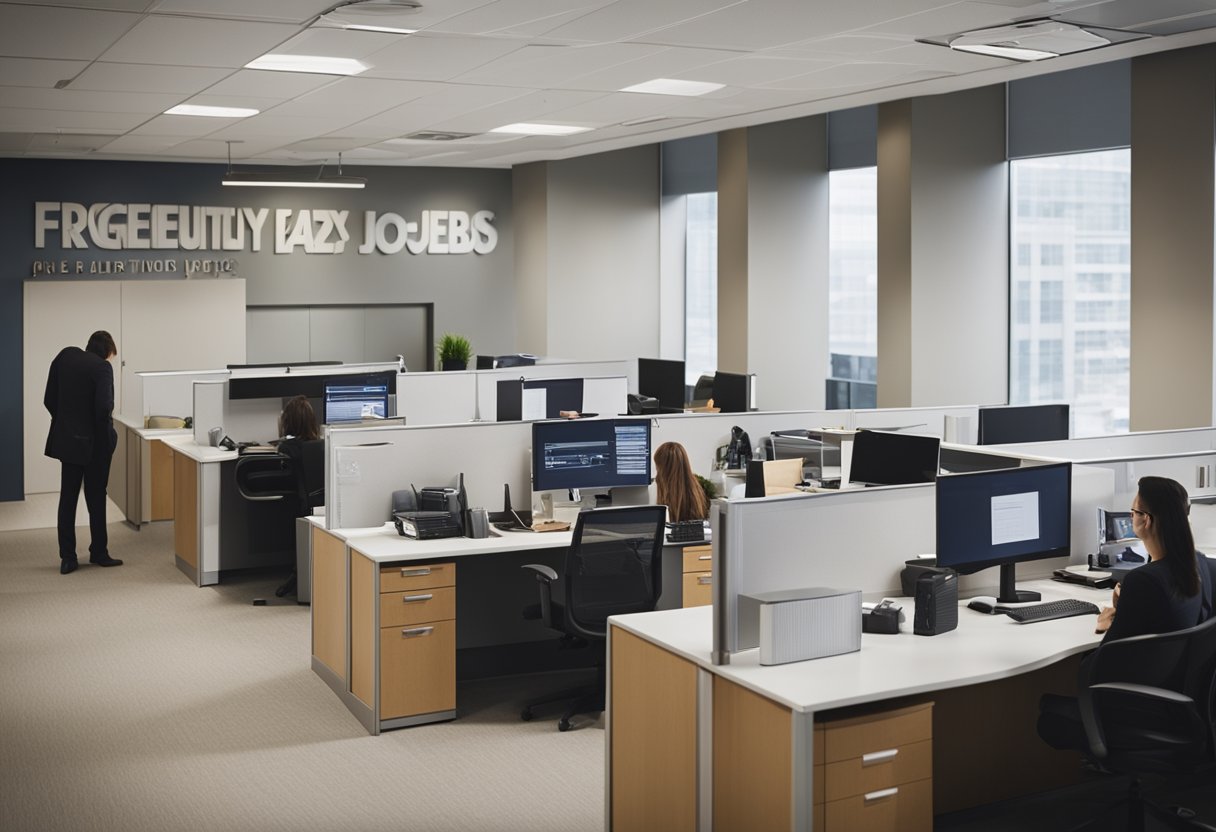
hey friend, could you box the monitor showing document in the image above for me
[531,418,651,492]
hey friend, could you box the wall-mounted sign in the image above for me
[33,202,498,256]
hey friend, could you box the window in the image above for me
[828,167,877,388]
[1010,149,1130,436]
[684,192,718,387]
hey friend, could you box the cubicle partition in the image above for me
[474,359,631,420]
[710,464,1114,664]
[849,405,981,443]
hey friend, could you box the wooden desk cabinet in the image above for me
[378,563,456,721]
[680,544,713,608]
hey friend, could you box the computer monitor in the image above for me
[638,358,686,413]
[531,418,652,492]
[475,355,495,370]
[323,373,392,424]
[495,354,537,368]
[1099,509,1136,544]
[848,430,941,486]
[935,462,1072,603]
[713,371,752,413]
[496,377,584,421]
[977,404,1070,445]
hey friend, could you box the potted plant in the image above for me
[437,333,472,371]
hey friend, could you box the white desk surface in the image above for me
[159,434,237,463]
[610,578,1109,715]
[348,525,574,564]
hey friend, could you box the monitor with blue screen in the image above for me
[323,374,391,424]
[531,419,651,492]
[935,462,1072,603]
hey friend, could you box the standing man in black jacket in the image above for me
[44,330,123,574]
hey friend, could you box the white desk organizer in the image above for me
[739,587,862,665]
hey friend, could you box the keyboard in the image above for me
[1004,598,1100,624]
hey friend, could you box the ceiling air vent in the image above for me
[403,130,477,142]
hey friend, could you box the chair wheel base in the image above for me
[520,708,533,722]
[558,718,572,732]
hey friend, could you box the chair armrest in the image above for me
[1081,681,1198,760]
[522,563,559,628]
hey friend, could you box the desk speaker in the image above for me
[913,569,958,636]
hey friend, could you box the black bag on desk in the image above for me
[913,569,958,636]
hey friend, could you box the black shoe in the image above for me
[60,559,78,574]
[89,555,123,567]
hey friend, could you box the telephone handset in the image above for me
[726,426,753,469]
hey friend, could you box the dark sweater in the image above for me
[1104,550,1215,642]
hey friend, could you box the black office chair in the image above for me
[520,505,666,731]
[234,439,325,598]
[690,373,715,406]
[1069,615,1216,831]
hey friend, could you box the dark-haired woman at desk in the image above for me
[654,441,708,522]
[1038,476,1214,750]
[272,395,321,598]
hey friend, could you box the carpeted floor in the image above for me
[0,521,604,832]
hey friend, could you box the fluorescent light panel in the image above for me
[221,172,365,189]
[165,104,259,118]
[619,78,724,96]
[489,122,591,136]
[245,54,369,76]
[950,43,1057,61]
[343,23,416,33]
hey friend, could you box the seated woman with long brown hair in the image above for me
[654,441,709,522]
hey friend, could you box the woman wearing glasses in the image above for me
[1095,476,1213,640]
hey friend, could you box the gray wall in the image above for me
[878,86,1008,408]
[1130,46,1216,430]
[1,159,511,500]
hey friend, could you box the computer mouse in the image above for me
[967,596,999,614]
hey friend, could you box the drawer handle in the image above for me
[401,626,434,638]
[862,748,899,766]
[400,567,432,577]
[697,575,713,585]
[402,594,434,603]
[698,554,711,561]
[864,787,899,804]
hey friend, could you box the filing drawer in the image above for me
[823,776,932,832]
[681,545,713,573]
[823,701,933,763]
[823,739,931,802]
[682,571,713,608]
[380,619,456,719]
[379,586,456,628]
[380,561,455,593]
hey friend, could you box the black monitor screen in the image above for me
[977,404,1070,445]
[638,358,686,412]
[532,419,651,491]
[849,430,941,486]
[713,371,751,413]
[323,373,392,424]
[936,462,1072,576]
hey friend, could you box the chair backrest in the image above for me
[690,374,715,406]
[563,505,666,640]
[297,439,325,510]
[234,454,296,501]
[1081,613,1216,772]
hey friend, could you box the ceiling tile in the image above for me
[129,113,239,136]
[0,105,147,132]
[0,86,182,114]
[0,58,89,88]
[202,69,337,98]
[764,61,948,92]
[632,0,951,51]
[0,5,141,61]
[176,93,291,111]
[455,42,663,87]
[427,0,613,36]
[269,27,402,60]
[70,62,231,94]
[96,134,188,153]
[206,113,356,139]
[345,84,531,136]
[682,55,837,86]
[363,34,530,82]
[775,34,914,58]
[149,0,333,24]
[541,92,685,126]
[541,0,747,43]
[267,77,445,120]
[430,89,605,131]
[863,2,1038,37]
[559,45,738,91]
[30,0,156,10]
[99,15,301,67]
[879,41,1010,72]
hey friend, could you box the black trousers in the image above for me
[57,443,114,561]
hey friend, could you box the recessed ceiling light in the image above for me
[946,20,1111,62]
[245,54,369,76]
[489,123,592,136]
[949,43,1057,61]
[342,23,416,33]
[165,104,259,118]
[619,78,724,97]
